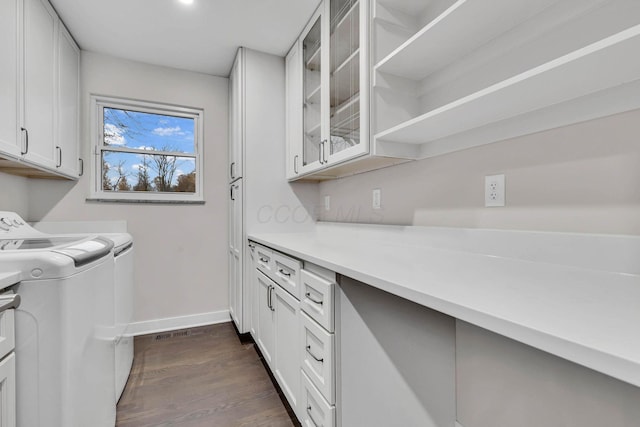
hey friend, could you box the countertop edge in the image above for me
[248,233,640,388]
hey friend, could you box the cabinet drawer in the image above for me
[301,312,334,405]
[272,251,302,300]
[301,269,334,332]
[0,309,15,360]
[255,244,274,278]
[301,370,335,427]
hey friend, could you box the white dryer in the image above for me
[32,221,135,402]
[0,212,116,427]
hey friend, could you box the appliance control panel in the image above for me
[0,212,35,235]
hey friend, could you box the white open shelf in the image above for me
[374,0,562,82]
[375,24,640,151]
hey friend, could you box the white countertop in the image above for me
[249,222,640,388]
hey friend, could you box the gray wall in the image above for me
[319,109,640,235]
[0,172,30,217]
[28,51,230,330]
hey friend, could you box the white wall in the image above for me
[0,172,30,217]
[28,51,230,330]
[319,109,640,235]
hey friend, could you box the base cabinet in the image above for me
[256,270,276,367]
[273,285,301,416]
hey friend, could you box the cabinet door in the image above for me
[248,244,259,339]
[326,0,369,165]
[300,6,327,175]
[274,285,301,415]
[257,271,275,367]
[56,23,80,177]
[0,353,16,427]
[228,180,243,330]
[228,49,243,182]
[23,0,57,168]
[285,41,303,179]
[0,0,22,158]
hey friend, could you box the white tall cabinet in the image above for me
[227,48,316,334]
[0,0,81,179]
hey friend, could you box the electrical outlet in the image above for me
[324,195,330,211]
[372,188,381,209]
[485,174,505,207]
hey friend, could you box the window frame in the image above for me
[90,95,205,203]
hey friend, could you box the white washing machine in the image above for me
[0,212,117,427]
[32,221,135,402]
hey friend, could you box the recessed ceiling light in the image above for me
[179,0,194,4]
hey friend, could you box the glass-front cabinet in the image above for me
[302,12,324,171]
[287,0,368,179]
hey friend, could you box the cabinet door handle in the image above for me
[306,345,324,363]
[305,292,323,306]
[278,268,291,277]
[269,286,276,312]
[78,158,84,176]
[306,405,321,427]
[230,162,236,179]
[56,146,62,167]
[230,186,235,200]
[294,155,299,174]
[259,257,268,263]
[20,127,29,155]
[267,285,271,310]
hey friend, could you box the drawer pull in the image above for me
[306,345,324,363]
[305,292,323,306]
[278,268,291,277]
[306,405,321,427]
[259,257,269,263]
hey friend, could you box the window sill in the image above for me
[86,198,205,205]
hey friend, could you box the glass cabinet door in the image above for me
[302,15,324,169]
[329,0,362,160]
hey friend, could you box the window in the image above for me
[91,96,204,202]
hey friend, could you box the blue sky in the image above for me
[103,108,196,189]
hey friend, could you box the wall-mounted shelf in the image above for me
[375,25,640,156]
[374,0,561,81]
[370,0,640,161]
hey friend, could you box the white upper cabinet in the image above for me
[0,0,81,179]
[0,0,22,159]
[288,0,640,180]
[23,0,57,170]
[228,50,243,182]
[56,22,81,177]
[287,0,370,180]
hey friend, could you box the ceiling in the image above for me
[49,0,321,77]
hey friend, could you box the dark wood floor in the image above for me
[116,323,298,427]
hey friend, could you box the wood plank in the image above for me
[116,323,299,427]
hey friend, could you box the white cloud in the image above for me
[137,145,155,151]
[153,126,185,137]
[104,123,126,146]
[131,164,148,172]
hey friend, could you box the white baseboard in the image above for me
[127,310,231,336]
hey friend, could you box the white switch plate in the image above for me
[324,195,330,211]
[372,188,381,209]
[485,174,505,207]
